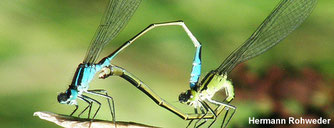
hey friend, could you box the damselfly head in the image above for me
[57,92,70,104]
[178,90,192,103]
[179,89,202,108]
[57,89,77,105]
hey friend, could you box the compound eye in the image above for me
[178,93,187,103]
[178,90,192,103]
[57,92,70,104]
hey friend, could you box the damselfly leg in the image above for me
[86,89,116,123]
[217,106,236,128]
[186,107,207,128]
[195,101,217,128]
[186,106,207,128]
[194,106,209,128]
[67,91,115,123]
[221,107,236,128]
[196,107,208,127]
[77,96,93,118]
[186,109,197,128]
[70,105,79,116]
[80,95,101,119]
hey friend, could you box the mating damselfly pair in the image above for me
[56,0,317,127]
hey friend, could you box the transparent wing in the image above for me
[83,0,142,64]
[216,0,317,75]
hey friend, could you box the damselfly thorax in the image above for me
[180,71,234,108]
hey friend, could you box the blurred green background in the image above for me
[0,0,333,128]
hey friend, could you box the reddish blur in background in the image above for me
[230,63,334,128]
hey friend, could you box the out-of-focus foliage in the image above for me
[0,0,333,128]
[230,64,334,128]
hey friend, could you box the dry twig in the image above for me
[33,111,158,128]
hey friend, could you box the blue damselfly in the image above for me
[57,0,142,123]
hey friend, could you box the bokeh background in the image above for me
[0,0,333,128]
